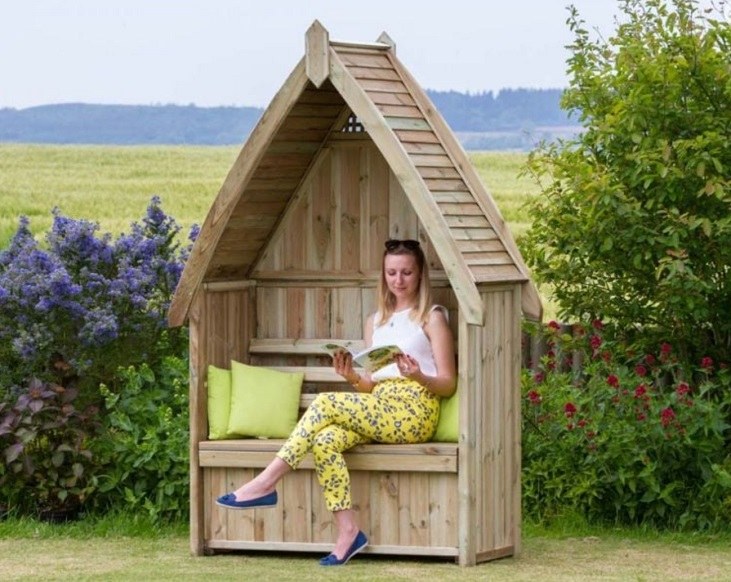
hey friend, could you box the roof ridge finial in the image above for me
[376,31,396,54]
[306,20,330,87]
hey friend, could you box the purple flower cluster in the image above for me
[0,197,196,383]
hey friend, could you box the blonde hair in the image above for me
[376,239,432,327]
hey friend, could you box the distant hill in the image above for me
[0,89,580,150]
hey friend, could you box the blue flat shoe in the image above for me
[215,491,278,509]
[319,530,368,566]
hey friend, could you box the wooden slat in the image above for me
[279,116,338,130]
[385,117,431,131]
[423,178,469,191]
[305,20,329,87]
[200,449,457,472]
[251,167,307,179]
[445,215,491,228]
[457,240,506,253]
[288,103,344,117]
[436,203,484,216]
[348,66,400,81]
[207,539,458,556]
[250,337,366,354]
[403,142,447,155]
[297,89,344,105]
[394,129,440,143]
[368,91,417,106]
[470,265,525,282]
[358,79,410,93]
[464,253,515,266]
[336,51,392,68]
[377,104,423,118]
[411,154,453,167]
[272,129,331,141]
[451,227,499,240]
[432,190,474,203]
[267,141,323,154]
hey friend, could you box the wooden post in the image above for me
[305,20,329,87]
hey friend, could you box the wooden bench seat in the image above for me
[199,439,458,472]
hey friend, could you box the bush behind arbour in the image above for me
[0,196,193,399]
[0,198,195,518]
[522,321,731,530]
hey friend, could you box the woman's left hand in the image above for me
[395,354,421,379]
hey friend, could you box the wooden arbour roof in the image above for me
[168,21,542,327]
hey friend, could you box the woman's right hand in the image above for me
[332,350,358,384]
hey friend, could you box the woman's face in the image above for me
[384,253,420,305]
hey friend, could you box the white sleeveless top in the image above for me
[370,305,446,382]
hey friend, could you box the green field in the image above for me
[0,144,554,315]
[0,144,539,248]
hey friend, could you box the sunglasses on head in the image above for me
[385,239,421,252]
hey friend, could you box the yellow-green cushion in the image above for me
[227,360,304,438]
[207,365,237,440]
[433,389,459,442]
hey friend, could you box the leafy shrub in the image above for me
[0,378,100,514]
[522,0,731,362]
[522,321,731,530]
[0,197,192,399]
[92,356,189,523]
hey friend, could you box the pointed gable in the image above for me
[168,22,542,327]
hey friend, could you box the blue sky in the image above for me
[1,0,623,109]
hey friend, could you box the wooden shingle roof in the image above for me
[168,21,542,327]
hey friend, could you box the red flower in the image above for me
[634,364,648,377]
[700,356,714,370]
[660,342,672,354]
[564,402,577,418]
[527,390,542,404]
[634,384,647,398]
[577,419,587,428]
[645,354,656,366]
[547,320,561,331]
[676,382,690,396]
[660,407,676,427]
[607,374,620,388]
[592,319,604,330]
[585,430,596,439]
[590,335,602,350]
[533,371,545,384]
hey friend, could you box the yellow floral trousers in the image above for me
[276,378,440,512]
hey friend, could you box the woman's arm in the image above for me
[408,308,457,397]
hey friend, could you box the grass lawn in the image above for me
[1,515,730,581]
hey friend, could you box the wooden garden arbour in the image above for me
[168,22,542,566]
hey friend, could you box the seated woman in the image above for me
[216,238,457,566]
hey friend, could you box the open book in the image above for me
[322,343,403,374]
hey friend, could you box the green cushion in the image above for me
[227,360,304,439]
[433,389,459,442]
[207,365,236,440]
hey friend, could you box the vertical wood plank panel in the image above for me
[350,471,371,540]
[283,471,311,542]
[510,286,522,554]
[227,468,256,540]
[308,152,335,270]
[371,473,399,544]
[340,147,361,270]
[366,146,390,268]
[388,170,417,239]
[458,317,478,565]
[189,292,207,555]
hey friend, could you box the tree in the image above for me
[523,0,731,361]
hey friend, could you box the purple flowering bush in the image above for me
[0,197,191,397]
[522,321,731,530]
[0,198,196,517]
